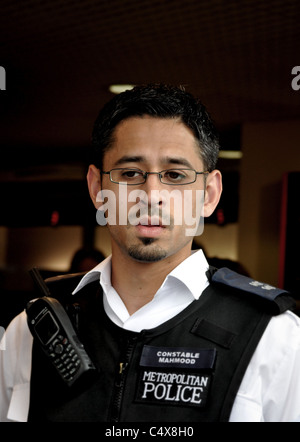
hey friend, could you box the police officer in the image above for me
[1,84,300,422]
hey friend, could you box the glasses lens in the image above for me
[111,168,145,184]
[160,169,196,185]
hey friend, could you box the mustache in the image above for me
[127,205,174,227]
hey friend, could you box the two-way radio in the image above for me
[26,268,96,387]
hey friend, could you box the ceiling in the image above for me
[0,0,299,177]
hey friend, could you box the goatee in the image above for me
[128,239,167,262]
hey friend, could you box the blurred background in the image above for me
[0,0,299,324]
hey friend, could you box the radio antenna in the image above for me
[29,267,52,297]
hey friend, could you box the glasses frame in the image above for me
[101,168,209,185]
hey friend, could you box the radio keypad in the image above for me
[49,334,81,380]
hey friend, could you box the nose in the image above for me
[141,172,165,208]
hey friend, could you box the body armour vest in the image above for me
[28,267,295,422]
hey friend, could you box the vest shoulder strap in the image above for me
[207,266,295,314]
[44,272,100,332]
[44,272,87,299]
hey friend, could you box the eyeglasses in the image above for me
[101,168,209,185]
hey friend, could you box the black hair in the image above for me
[91,84,219,171]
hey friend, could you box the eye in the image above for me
[118,169,144,183]
[122,170,139,178]
[163,169,186,182]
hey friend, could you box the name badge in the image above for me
[140,345,216,370]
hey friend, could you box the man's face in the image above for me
[89,116,219,263]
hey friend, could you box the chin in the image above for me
[127,242,168,263]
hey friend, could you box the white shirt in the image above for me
[1,249,300,422]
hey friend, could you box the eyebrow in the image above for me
[114,156,145,166]
[163,156,194,169]
[113,155,194,169]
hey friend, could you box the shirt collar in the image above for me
[72,249,209,300]
[164,249,209,299]
[72,255,111,294]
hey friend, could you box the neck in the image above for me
[110,244,192,315]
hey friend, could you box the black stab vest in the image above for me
[28,267,294,422]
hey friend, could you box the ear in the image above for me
[87,165,102,209]
[203,170,223,217]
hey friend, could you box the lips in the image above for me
[136,224,165,238]
[135,216,166,237]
